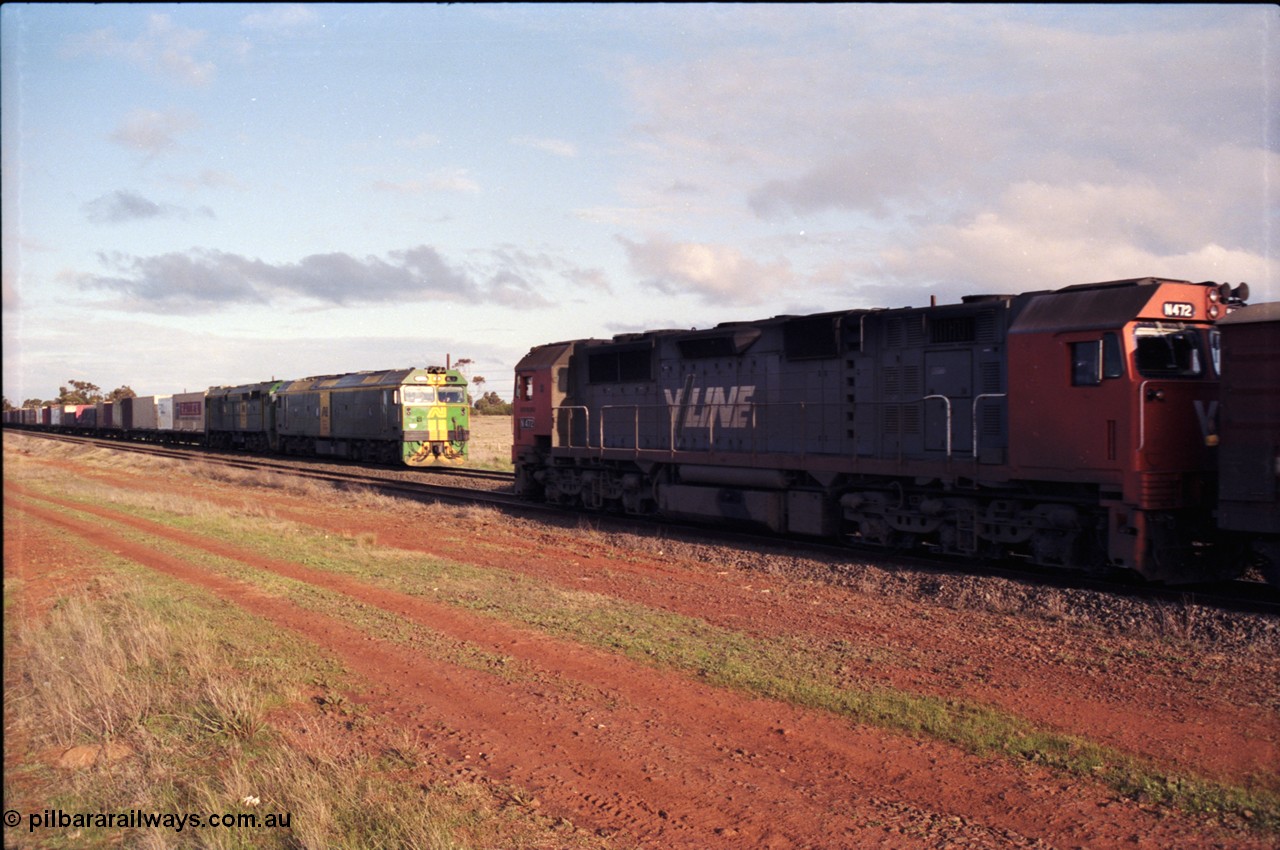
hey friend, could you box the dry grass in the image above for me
[6,431,1277,840]
[3,565,608,850]
[465,414,512,470]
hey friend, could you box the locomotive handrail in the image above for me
[1137,380,1152,452]
[553,405,591,449]
[971,393,1007,459]
[922,395,952,457]
[563,398,997,464]
[599,405,641,452]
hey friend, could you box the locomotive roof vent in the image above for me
[960,294,1014,304]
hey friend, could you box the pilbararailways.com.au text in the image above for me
[5,808,292,833]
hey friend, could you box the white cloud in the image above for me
[82,190,212,224]
[618,234,795,304]
[610,6,1275,300]
[109,108,199,158]
[67,241,623,315]
[64,14,215,86]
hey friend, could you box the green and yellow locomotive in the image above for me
[274,366,470,466]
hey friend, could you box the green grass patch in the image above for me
[2,503,619,849]
[8,456,1278,836]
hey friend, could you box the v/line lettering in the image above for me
[663,385,756,429]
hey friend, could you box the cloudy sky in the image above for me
[3,4,1276,404]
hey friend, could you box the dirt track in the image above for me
[5,443,1279,848]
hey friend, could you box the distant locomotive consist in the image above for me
[8,365,471,467]
[513,277,1277,585]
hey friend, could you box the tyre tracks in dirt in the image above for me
[5,484,1269,849]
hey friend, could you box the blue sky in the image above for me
[3,3,1276,404]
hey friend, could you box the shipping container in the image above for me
[129,396,164,435]
[171,391,206,436]
[73,406,96,429]
[97,400,122,432]
[156,396,174,432]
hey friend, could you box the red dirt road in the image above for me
[5,452,1278,849]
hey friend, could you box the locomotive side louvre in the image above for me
[513,276,1254,583]
[853,297,1022,469]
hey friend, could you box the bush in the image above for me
[473,391,512,416]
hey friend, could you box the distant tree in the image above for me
[473,391,512,416]
[1,396,11,412]
[452,357,474,378]
[22,398,46,409]
[55,380,103,405]
[107,385,137,401]
[471,375,486,399]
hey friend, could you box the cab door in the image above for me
[319,390,331,438]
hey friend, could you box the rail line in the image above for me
[9,429,1277,617]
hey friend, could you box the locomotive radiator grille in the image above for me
[1138,472,1183,509]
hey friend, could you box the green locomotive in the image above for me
[206,366,470,466]
[275,366,470,466]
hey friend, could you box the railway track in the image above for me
[9,429,543,516]
[10,428,1278,618]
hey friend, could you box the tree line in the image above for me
[3,380,136,412]
[3,378,513,415]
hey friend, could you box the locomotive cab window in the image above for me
[1070,333,1123,386]
[436,388,465,403]
[1134,324,1204,378]
[402,387,435,404]
[517,375,534,401]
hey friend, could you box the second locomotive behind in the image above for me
[10,365,472,468]
[513,277,1267,584]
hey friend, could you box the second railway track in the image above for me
[12,429,1279,619]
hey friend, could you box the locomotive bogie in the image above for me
[514,277,1266,584]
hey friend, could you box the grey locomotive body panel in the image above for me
[329,386,402,441]
[559,298,1023,472]
[207,382,278,435]
[275,370,416,443]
